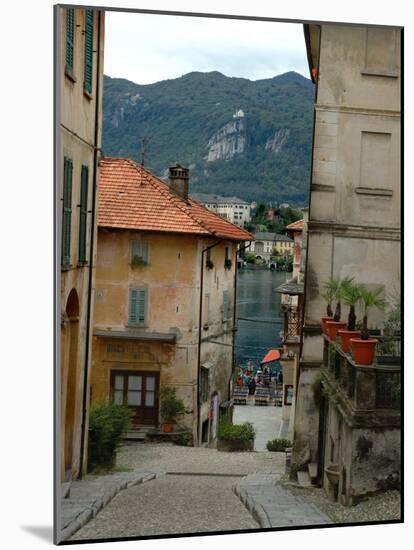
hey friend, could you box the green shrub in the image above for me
[160,386,185,423]
[88,401,132,471]
[266,438,292,452]
[217,421,255,441]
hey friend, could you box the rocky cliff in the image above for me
[103,71,314,204]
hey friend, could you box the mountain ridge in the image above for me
[102,70,314,204]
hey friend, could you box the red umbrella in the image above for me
[261,349,281,365]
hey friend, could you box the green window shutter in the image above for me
[137,289,147,324]
[129,289,147,325]
[78,165,89,263]
[129,289,138,324]
[223,290,230,321]
[61,158,73,266]
[66,8,74,74]
[83,9,94,93]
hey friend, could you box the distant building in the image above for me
[250,232,294,261]
[92,160,253,446]
[59,6,105,481]
[190,193,251,227]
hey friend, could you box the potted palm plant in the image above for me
[350,286,386,365]
[159,386,185,433]
[338,280,361,353]
[325,277,351,341]
[321,287,334,335]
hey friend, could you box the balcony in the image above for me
[281,307,301,345]
[321,335,400,426]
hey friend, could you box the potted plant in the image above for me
[325,277,351,340]
[159,386,185,433]
[350,286,386,365]
[217,420,255,452]
[321,287,334,334]
[338,280,361,353]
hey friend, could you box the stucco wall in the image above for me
[92,230,237,443]
[59,6,104,479]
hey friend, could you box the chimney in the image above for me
[168,164,189,200]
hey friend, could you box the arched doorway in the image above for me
[62,288,80,478]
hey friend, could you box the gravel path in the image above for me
[281,481,401,523]
[71,474,259,540]
[117,442,285,475]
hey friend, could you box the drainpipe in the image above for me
[79,9,102,478]
[196,239,221,445]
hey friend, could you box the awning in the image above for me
[94,329,176,343]
[261,349,281,364]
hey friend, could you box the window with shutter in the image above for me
[223,290,230,321]
[61,157,73,267]
[129,288,147,325]
[83,9,94,93]
[66,8,74,75]
[131,240,149,266]
[78,165,88,263]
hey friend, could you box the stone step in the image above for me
[297,470,313,487]
[124,430,147,440]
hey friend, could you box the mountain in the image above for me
[102,70,314,205]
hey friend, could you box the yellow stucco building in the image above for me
[58,5,105,480]
[91,159,253,444]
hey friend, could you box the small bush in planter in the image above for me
[160,386,185,431]
[88,401,132,472]
[266,438,292,452]
[217,421,255,441]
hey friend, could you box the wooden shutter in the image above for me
[66,8,74,74]
[129,289,147,325]
[61,158,73,266]
[78,165,88,263]
[84,10,94,93]
[223,290,229,321]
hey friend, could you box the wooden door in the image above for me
[110,370,159,426]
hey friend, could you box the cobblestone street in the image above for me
[71,473,259,540]
[67,441,332,541]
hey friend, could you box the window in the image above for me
[206,248,213,268]
[223,290,230,321]
[129,288,147,325]
[78,165,88,263]
[61,157,73,266]
[202,293,210,327]
[65,8,75,75]
[83,9,94,93]
[200,367,209,402]
[131,240,149,266]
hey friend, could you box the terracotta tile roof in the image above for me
[98,158,254,242]
[285,219,304,231]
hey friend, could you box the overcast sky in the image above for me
[104,11,310,85]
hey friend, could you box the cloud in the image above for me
[104,11,309,84]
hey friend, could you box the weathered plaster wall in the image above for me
[59,6,104,479]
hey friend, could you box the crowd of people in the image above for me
[235,361,283,396]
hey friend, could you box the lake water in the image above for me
[235,268,288,368]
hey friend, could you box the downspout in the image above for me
[79,10,102,478]
[196,239,221,445]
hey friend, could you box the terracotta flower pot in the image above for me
[349,338,378,365]
[321,316,334,335]
[338,330,360,353]
[161,422,173,433]
[326,321,347,341]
